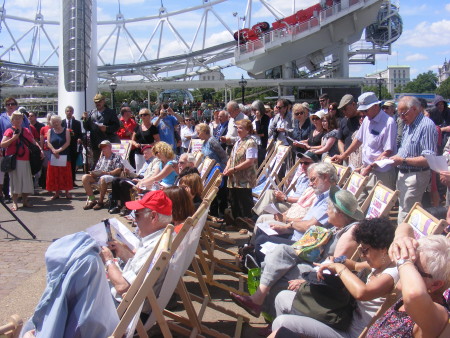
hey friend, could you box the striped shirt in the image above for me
[397,113,437,170]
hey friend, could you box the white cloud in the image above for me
[410,68,419,78]
[405,53,428,62]
[428,64,441,71]
[399,20,450,47]
[446,4,450,13]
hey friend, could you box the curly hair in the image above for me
[163,186,194,224]
[152,141,175,160]
[354,218,395,249]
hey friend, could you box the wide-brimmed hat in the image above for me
[125,190,172,215]
[329,186,364,221]
[297,151,320,163]
[94,94,106,102]
[357,92,381,111]
[338,94,354,110]
[382,100,395,108]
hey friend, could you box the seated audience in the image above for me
[82,140,123,210]
[253,162,337,263]
[109,145,161,215]
[271,218,397,337]
[293,111,325,152]
[21,190,173,338]
[231,187,363,318]
[366,226,450,337]
[311,113,339,158]
[137,141,177,190]
[179,173,203,210]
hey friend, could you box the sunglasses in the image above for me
[185,119,192,121]
[300,161,311,165]
[6,102,17,107]
[294,112,304,116]
[275,105,285,109]
[140,113,150,117]
[311,117,321,121]
[319,99,326,102]
[154,151,159,155]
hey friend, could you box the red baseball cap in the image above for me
[141,144,153,151]
[125,190,172,215]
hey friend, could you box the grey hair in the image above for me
[399,96,421,110]
[180,153,196,164]
[157,212,173,225]
[417,235,450,289]
[308,162,338,183]
[251,100,266,115]
[50,114,62,124]
[227,100,239,111]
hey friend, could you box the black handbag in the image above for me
[292,271,356,330]
[20,134,43,175]
[1,154,17,172]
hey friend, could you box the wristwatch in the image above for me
[396,258,412,268]
[105,259,114,271]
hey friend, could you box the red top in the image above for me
[40,125,51,150]
[4,127,35,160]
[117,117,137,140]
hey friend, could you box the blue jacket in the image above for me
[24,232,119,338]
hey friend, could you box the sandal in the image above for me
[93,202,104,210]
[11,203,19,211]
[83,200,97,210]
[51,194,60,200]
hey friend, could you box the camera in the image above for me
[14,129,20,135]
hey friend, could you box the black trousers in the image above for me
[229,187,254,219]
[111,178,134,206]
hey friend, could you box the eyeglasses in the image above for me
[135,208,152,218]
[399,108,412,117]
[140,113,150,117]
[275,105,285,109]
[416,264,433,279]
[185,119,192,121]
[294,112,304,116]
[311,117,321,121]
[319,99,326,103]
[6,102,17,107]
[309,176,320,183]
[178,161,186,165]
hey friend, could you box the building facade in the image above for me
[365,66,410,95]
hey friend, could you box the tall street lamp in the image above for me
[239,75,247,104]
[377,75,384,100]
[109,78,117,112]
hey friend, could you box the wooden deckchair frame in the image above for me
[331,163,351,187]
[277,157,302,193]
[361,181,399,219]
[199,157,216,184]
[403,202,447,238]
[256,140,280,176]
[0,314,22,338]
[187,139,204,153]
[343,171,370,199]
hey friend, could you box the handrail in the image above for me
[235,0,365,57]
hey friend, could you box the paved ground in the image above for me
[0,173,266,336]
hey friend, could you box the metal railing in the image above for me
[235,0,365,58]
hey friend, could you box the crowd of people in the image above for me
[2,90,450,337]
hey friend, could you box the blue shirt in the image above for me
[291,190,330,241]
[160,160,178,186]
[202,137,228,170]
[26,232,119,337]
[397,113,437,170]
[0,112,30,138]
[152,115,179,149]
[287,174,310,198]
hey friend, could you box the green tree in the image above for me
[436,77,450,99]
[361,85,392,100]
[401,71,438,93]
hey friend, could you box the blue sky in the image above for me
[2,0,450,81]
